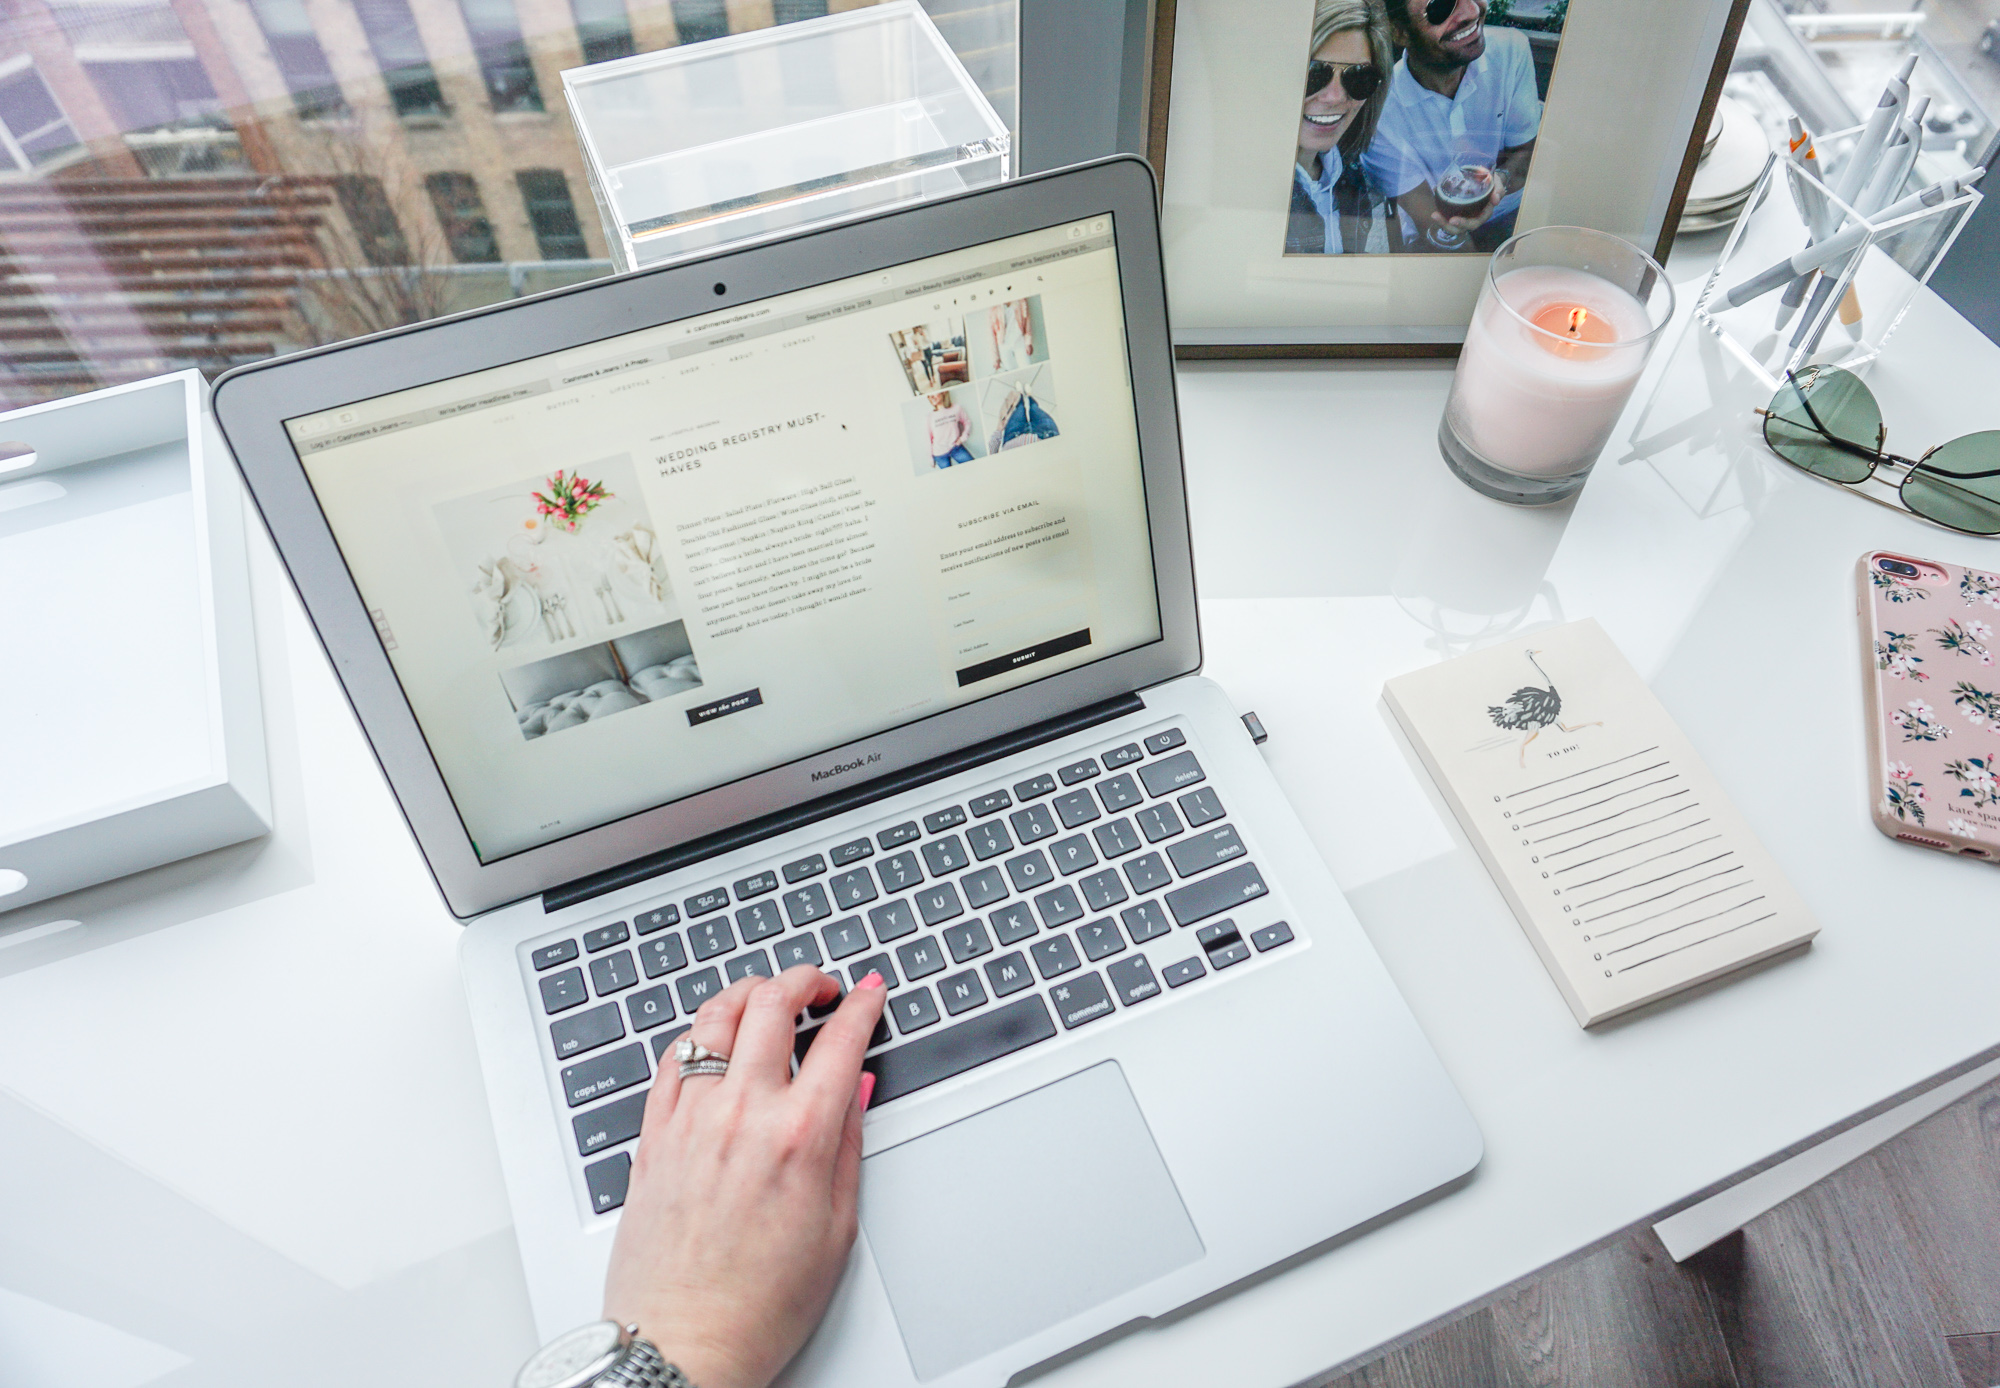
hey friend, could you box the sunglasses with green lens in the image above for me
[1756,366,2000,537]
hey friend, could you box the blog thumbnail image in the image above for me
[888,318,971,395]
[1284,0,1567,256]
[980,364,1059,455]
[901,384,990,475]
[432,453,675,654]
[501,620,704,741]
[968,296,1050,377]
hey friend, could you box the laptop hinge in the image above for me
[542,692,1147,914]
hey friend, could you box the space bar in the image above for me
[865,996,1058,1106]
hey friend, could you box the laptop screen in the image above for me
[288,216,1162,864]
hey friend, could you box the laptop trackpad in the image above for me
[858,1061,1205,1380]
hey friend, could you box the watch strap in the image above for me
[598,1336,696,1388]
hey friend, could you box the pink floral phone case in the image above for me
[1860,550,2000,864]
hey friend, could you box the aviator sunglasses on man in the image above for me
[1757,365,2000,536]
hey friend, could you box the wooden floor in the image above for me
[1307,1077,2000,1388]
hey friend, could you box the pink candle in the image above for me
[1447,265,1656,478]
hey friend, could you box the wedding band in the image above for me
[674,1037,730,1080]
[674,1037,728,1065]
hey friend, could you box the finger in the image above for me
[678,978,760,1090]
[729,966,841,1089]
[797,972,889,1123]
[831,1070,873,1218]
[641,1032,687,1133]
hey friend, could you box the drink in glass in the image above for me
[1435,163,1495,219]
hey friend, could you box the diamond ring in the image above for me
[675,1037,730,1080]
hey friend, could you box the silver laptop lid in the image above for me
[215,157,1196,919]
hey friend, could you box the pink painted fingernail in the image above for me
[858,971,885,990]
[858,1072,878,1110]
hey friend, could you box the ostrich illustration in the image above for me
[1486,649,1601,766]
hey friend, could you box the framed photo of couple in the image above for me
[1147,0,1752,355]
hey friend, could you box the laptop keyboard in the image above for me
[523,722,1302,1218]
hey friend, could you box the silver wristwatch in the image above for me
[514,1320,698,1388]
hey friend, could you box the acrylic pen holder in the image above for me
[562,1,1010,273]
[1693,128,1983,390]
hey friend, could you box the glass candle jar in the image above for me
[1439,226,1676,505]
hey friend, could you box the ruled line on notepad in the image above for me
[1588,881,1757,938]
[1514,760,1673,815]
[1563,835,1724,889]
[1530,789,1694,844]
[1615,913,1777,973]
[1552,820,1715,875]
[1582,866,1748,923]
[1516,774,1681,829]
[1602,895,1769,956]
[1504,747,1661,800]
[1571,852,1736,909]
[1540,803,1706,858]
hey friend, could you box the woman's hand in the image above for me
[602,966,888,1388]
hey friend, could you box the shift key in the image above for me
[1164,862,1268,926]
[561,1042,649,1108]
[571,1088,647,1156]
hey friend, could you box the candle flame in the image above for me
[1567,308,1587,338]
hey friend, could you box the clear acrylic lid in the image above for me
[563,2,1011,269]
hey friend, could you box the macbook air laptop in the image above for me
[213,155,1480,1388]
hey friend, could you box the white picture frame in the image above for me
[1146,0,1750,355]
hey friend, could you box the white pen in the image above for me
[1794,96,1932,349]
[1800,142,1836,240]
[1830,53,1916,215]
[1722,169,1986,309]
[1857,96,1928,218]
[1774,121,1834,331]
[1771,54,1911,333]
[1781,118,1814,223]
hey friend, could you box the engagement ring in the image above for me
[675,1037,730,1079]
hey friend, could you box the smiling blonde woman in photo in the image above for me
[1286,0,1395,255]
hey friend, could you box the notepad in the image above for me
[1384,619,1817,1027]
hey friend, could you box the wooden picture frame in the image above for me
[1145,0,1753,358]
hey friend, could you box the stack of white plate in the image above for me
[1679,96,1773,234]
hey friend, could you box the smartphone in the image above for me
[1858,550,2000,864]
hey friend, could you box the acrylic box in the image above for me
[0,371,271,913]
[563,1,1010,273]
[1693,130,1983,389]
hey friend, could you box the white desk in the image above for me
[5,266,1999,1388]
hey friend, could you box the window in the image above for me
[43,0,224,135]
[670,0,728,45]
[425,171,501,262]
[85,57,224,133]
[0,63,81,170]
[568,0,634,66]
[246,0,346,119]
[355,0,446,117]
[517,169,589,259]
[772,0,828,23]
[334,175,412,267]
[458,0,542,112]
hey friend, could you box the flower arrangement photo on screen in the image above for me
[533,469,612,532]
[432,454,675,654]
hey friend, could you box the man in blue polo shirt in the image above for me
[1363,0,1542,252]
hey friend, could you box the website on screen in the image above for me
[291,217,1161,861]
